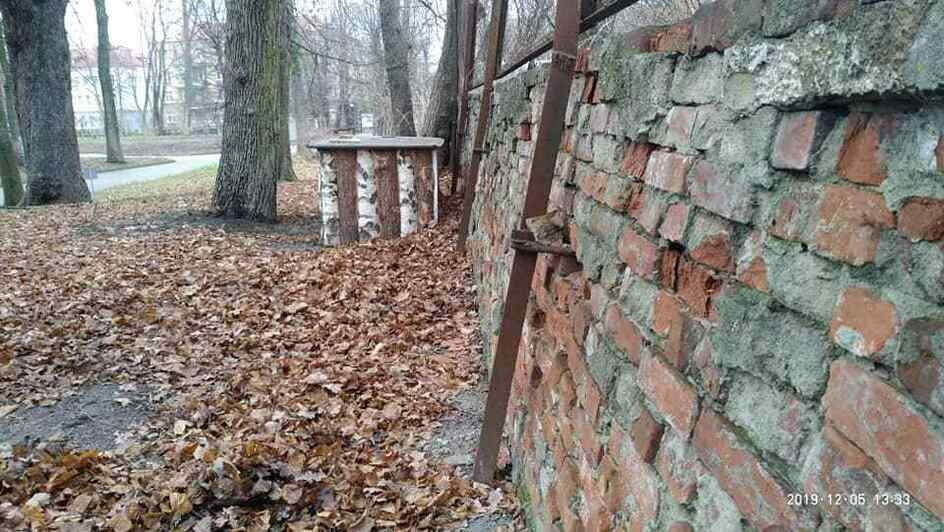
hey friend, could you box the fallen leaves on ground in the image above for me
[0,163,519,530]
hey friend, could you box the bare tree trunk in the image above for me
[0,21,22,165]
[0,59,21,207]
[0,0,89,204]
[213,0,285,220]
[422,0,459,157]
[94,0,124,163]
[182,0,193,134]
[379,0,416,136]
[279,0,296,182]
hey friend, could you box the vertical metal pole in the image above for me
[472,0,583,485]
[457,0,508,253]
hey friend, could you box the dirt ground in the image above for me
[0,163,522,530]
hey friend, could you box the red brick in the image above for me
[898,196,944,242]
[572,301,593,347]
[829,287,899,359]
[659,248,682,292]
[823,359,944,519]
[638,352,699,438]
[618,227,662,281]
[604,304,644,365]
[630,408,664,463]
[771,111,832,171]
[582,73,597,103]
[656,429,704,504]
[676,257,720,318]
[693,409,820,529]
[651,291,682,338]
[659,203,690,242]
[576,407,603,466]
[689,0,762,56]
[737,231,769,293]
[693,338,724,400]
[589,283,609,318]
[575,48,591,73]
[518,121,532,141]
[607,426,661,526]
[689,214,736,273]
[897,318,944,417]
[578,170,608,203]
[802,425,903,530]
[597,457,626,514]
[652,21,692,54]
[643,150,694,193]
[667,522,694,532]
[815,185,896,266]
[768,187,819,242]
[621,141,656,178]
[837,113,895,186]
[690,160,754,223]
[664,106,697,147]
[554,459,581,515]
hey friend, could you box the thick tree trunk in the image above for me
[0,62,21,207]
[0,0,89,204]
[279,0,296,182]
[212,0,285,221]
[379,0,416,136]
[94,0,124,163]
[0,22,22,165]
[422,0,460,158]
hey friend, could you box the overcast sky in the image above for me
[66,1,154,52]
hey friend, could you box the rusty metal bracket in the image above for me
[472,0,583,485]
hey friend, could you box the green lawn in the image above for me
[97,165,217,202]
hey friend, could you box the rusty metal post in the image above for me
[457,0,508,253]
[452,0,479,197]
[472,0,583,485]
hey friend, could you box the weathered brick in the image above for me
[829,287,899,360]
[690,160,754,223]
[607,426,661,526]
[590,105,611,134]
[736,230,768,293]
[638,351,699,438]
[618,226,662,281]
[667,522,694,532]
[836,113,896,186]
[823,359,944,519]
[937,136,944,171]
[768,185,819,243]
[621,141,656,179]
[518,121,532,141]
[653,21,693,54]
[659,247,682,292]
[898,196,944,242]
[693,409,820,530]
[659,203,691,242]
[643,150,694,194]
[651,291,682,338]
[662,106,698,149]
[676,257,720,318]
[630,408,664,463]
[688,213,736,273]
[896,318,944,418]
[656,429,704,504]
[770,111,834,170]
[604,304,645,365]
[801,424,905,530]
[725,374,820,462]
[689,0,763,56]
[814,185,896,266]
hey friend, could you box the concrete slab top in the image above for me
[308,135,445,151]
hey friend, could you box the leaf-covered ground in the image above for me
[0,163,519,531]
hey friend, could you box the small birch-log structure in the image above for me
[310,136,444,245]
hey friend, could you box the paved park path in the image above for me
[0,154,220,205]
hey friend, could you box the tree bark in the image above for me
[279,0,296,182]
[422,0,460,158]
[94,0,124,163]
[0,21,22,165]
[182,0,193,134]
[0,0,89,204]
[379,0,416,136]
[212,0,285,221]
[0,58,21,207]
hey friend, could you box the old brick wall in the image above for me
[465,0,944,529]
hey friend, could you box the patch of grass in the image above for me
[81,157,175,174]
[97,165,217,202]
